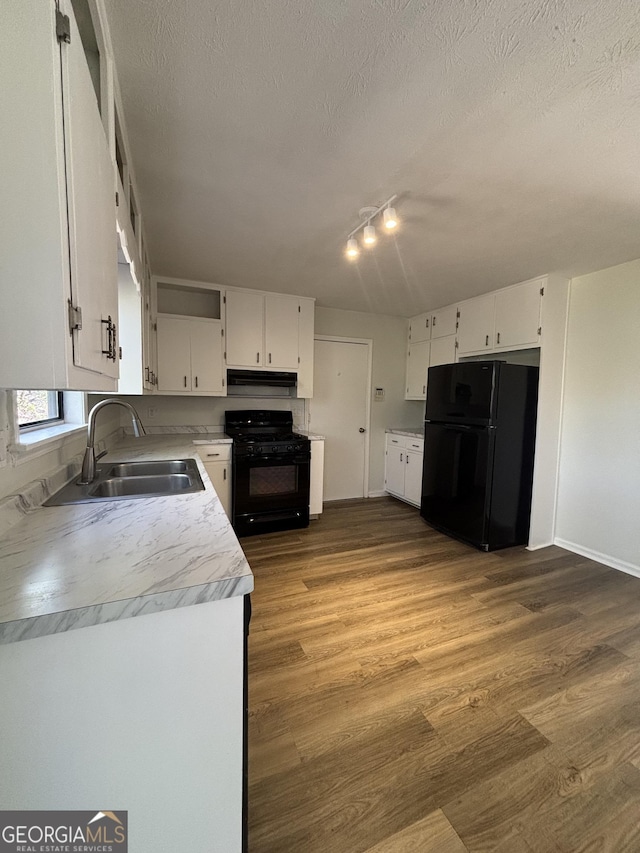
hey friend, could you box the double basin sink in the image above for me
[45,459,205,506]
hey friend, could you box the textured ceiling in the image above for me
[106,0,640,317]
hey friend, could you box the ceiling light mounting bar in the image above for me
[347,194,398,240]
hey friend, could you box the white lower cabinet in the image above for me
[198,443,232,518]
[384,433,424,507]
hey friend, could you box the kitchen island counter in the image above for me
[0,434,253,645]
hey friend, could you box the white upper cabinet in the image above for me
[156,316,223,394]
[226,290,300,370]
[494,278,543,350]
[406,340,430,400]
[265,295,300,369]
[225,290,264,367]
[409,313,431,343]
[457,277,544,356]
[0,0,118,390]
[457,293,496,355]
[430,305,458,339]
[225,288,315,395]
[429,335,457,368]
[154,279,225,395]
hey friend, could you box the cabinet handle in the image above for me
[145,367,150,382]
[206,453,220,457]
[496,332,501,344]
[184,376,188,387]
[268,353,272,364]
[256,352,260,363]
[195,376,199,388]
[426,318,429,327]
[422,385,425,395]
[406,455,409,464]
[223,468,227,481]
[400,452,403,462]
[432,316,436,327]
[485,334,489,346]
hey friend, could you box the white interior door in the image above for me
[310,338,370,501]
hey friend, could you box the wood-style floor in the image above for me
[242,498,640,853]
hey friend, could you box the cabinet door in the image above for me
[457,294,495,355]
[63,4,118,378]
[429,334,457,368]
[203,462,231,518]
[409,312,431,343]
[431,305,458,339]
[157,316,192,391]
[297,299,315,398]
[494,280,542,349]
[406,340,430,399]
[225,290,264,366]
[404,450,423,506]
[265,295,299,369]
[190,319,224,394]
[385,445,406,497]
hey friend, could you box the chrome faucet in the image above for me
[79,399,146,484]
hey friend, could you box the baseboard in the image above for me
[554,537,640,579]
[367,490,388,498]
[526,541,554,551]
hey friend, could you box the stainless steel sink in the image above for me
[90,473,194,498]
[44,459,205,506]
[106,460,190,477]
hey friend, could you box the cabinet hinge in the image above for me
[456,309,460,318]
[223,295,226,304]
[298,305,301,313]
[540,286,544,296]
[56,9,71,44]
[224,351,227,359]
[115,191,119,207]
[537,326,542,336]
[298,356,300,364]
[118,346,123,360]
[68,300,82,334]
[221,328,224,337]
[455,339,459,349]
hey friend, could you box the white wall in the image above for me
[313,306,423,495]
[555,259,640,574]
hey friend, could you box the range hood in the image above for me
[226,369,298,397]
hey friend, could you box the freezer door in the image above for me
[420,423,494,548]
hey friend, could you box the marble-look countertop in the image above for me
[386,428,424,439]
[0,435,253,645]
[295,429,325,440]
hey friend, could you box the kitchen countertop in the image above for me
[386,428,424,439]
[295,429,325,440]
[0,435,253,645]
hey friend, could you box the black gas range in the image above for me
[225,410,311,537]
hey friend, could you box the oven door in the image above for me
[232,451,310,536]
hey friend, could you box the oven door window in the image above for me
[249,464,297,497]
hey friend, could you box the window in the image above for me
[16,391,64,429]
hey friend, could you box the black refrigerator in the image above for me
[420,361,539,551]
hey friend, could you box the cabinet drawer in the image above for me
[386,433,423,451]
[196,444,232,463]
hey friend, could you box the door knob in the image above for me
[359,427,366,433]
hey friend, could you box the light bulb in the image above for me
[363,224,377,246]
[345,237,359,259]
[383,207,398,230]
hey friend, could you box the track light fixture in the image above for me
[344,194,399,260]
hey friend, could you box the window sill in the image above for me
[11,423,87,454]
